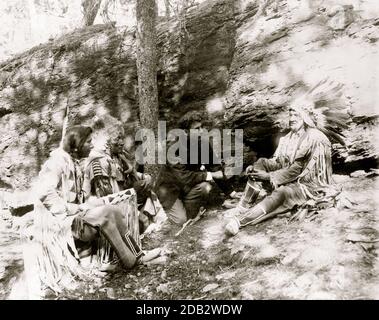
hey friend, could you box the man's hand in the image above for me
[245,165,254,175]
[143,174,153,188]
[249,170,270,181]
[135,174,153,192]
[87,196,105,207]
[75,198,105,213]
[211,170,224,180]
[78,202,93,212]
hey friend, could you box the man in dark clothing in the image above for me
[155,111,225,226]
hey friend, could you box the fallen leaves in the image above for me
[281,252,300,266]
[106,287,116,299]
[346,233,379,244]
[230,244,245,255]
[349,169,379,179]
[289,208,308,222]
[156,283,170,294]
[202,283,219,293]
[215,271,236,281]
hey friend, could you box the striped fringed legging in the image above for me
[239,183,306,226]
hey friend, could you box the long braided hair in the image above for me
[62,125,93,159]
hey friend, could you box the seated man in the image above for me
[225,88,346,236]
[82,117,160,268]
[155,111,227,226]
[84,118,156,230]
[30,125,140,296]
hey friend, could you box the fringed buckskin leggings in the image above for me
[72,205,141,269]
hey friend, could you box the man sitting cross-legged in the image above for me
[225,81,348,236]
[27,125,143,297]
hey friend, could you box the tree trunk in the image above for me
[136,0,159,181]
[82,0,102,26]
[164,0,170,22]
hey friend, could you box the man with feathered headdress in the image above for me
[225,80,349,236]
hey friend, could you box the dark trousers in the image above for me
[166,182,212,225]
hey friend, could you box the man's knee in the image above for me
[271,186,288,202]
[175,215,187,226]
[167,211,187,226]
[102,204,118,212]
[253,158,268,171]
[84,205,123,227]
[198,182,212,195]
[166,199,187,226]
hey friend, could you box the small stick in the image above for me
[175,219,193,237]
[175,208,206,237]
[241,248,253,263]
[349,239,379,244]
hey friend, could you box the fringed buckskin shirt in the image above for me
[269,127,333,200]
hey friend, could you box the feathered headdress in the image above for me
[59,100,70,149]
[290,79,350,145]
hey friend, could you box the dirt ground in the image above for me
[1,174,378,300]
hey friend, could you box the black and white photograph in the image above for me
[0,0,378,303]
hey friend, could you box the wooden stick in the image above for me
[175,207,206,237]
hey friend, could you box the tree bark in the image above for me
[136,0,159,180]
[164,0,170,22]
[82,0,102,26]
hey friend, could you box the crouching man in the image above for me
[155,111,226,226]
